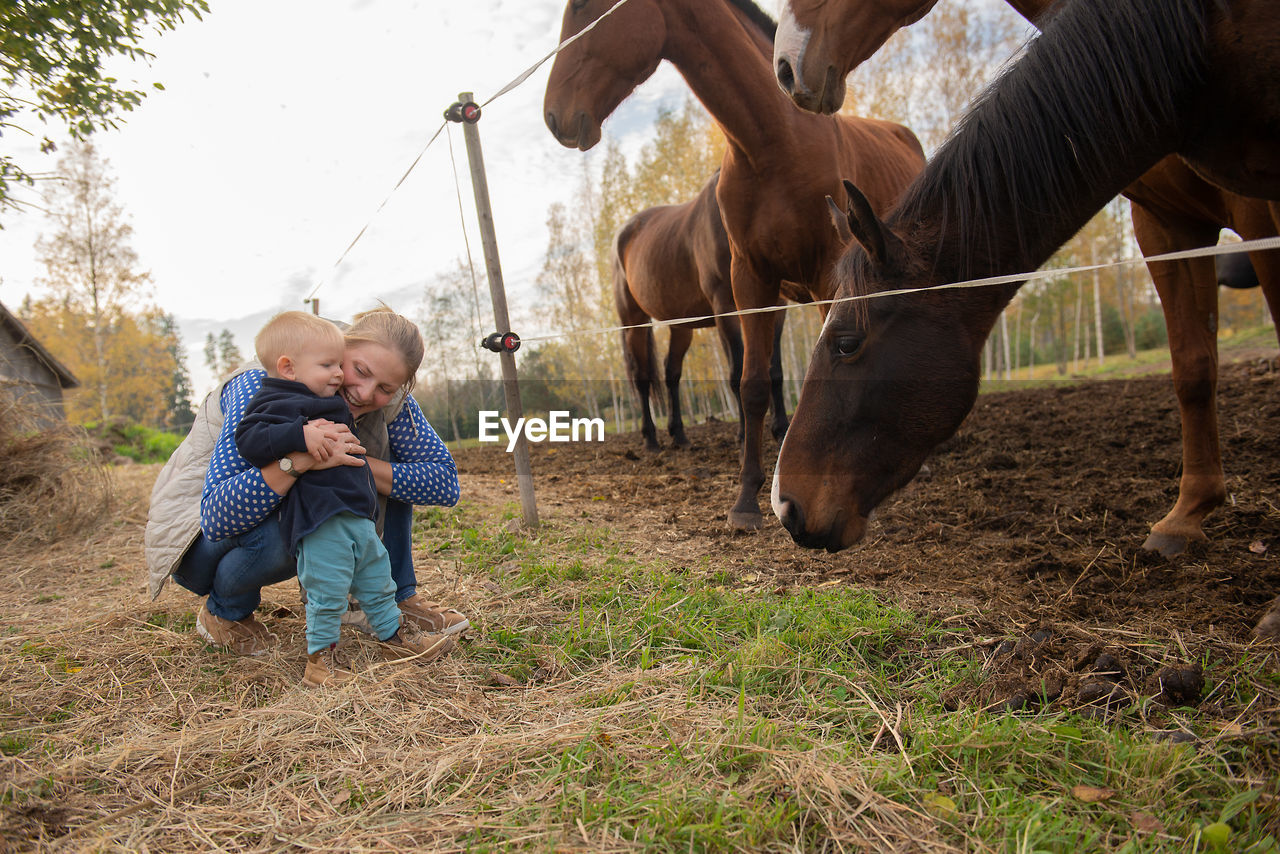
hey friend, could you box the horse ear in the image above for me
[841,179,888,266]
[825,195,853,243]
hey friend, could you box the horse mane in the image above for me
[877,0,1208,287]
[725,0,777,43]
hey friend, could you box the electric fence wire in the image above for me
[303,0,638,304]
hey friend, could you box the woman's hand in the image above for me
[292,443,367,474]
[261,429,367,495]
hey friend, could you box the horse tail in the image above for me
[612,225,659,401]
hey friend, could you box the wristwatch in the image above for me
[278,457,303,478]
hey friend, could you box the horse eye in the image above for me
[571,0,589,10]
[833,333,864,358]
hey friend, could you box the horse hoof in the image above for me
[728,510,763,531]
[1254,599,1280,641]
[1141,530,1189,557]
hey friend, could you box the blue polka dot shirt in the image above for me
[200,369,460,541]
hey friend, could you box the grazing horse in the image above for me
[614,171,789,450]
[773,0,1280,556]
[544,0,926,529]
[771,0,1280,558]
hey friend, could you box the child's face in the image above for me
[289,341,346,397]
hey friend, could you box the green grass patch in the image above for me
[413,506,1279,852]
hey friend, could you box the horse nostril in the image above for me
[776,57,796,94]
[546,112,558,137]
[777,494,805,538]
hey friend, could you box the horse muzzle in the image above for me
[773,490,866,552]
[545,110,600,151]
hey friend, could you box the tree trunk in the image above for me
[1055,289,1068,375]
[1071,282,1083,372]
[1028,312,1040,375]
[1000,309,1011,379]
[1013,304,1022,374]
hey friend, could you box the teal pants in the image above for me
[297,513,401,653]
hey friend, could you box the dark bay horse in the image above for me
[773,0,1280,556]
[615,171,789,450]
[771,0,1280,558]
[544,0,926,529]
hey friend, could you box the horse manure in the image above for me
[992,639,1017,659]
[1145,663,1204,705]
[1091,652,1125,682]
[1075,680,1130,712]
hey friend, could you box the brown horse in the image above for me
[771,0,1280,558]
[614,171,789,450]
[773,0,1280,556]
[544,0,926,529]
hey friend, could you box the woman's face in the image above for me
[340,341,409,416]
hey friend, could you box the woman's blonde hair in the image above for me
[344,306,424,394]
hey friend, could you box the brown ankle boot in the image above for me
[302,644,356,688]
[379,620,456,663]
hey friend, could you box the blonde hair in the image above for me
[255,311,344,375]
[344,306,424,394]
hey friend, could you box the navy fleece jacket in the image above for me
[234,377,377,554]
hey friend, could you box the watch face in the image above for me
[279,457,293,472]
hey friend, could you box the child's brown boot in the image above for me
[379,620,456,663]
[302,643,356,688]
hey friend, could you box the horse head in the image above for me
[774,0,940,114]
[771,180,984,551]
[544,0,667,151]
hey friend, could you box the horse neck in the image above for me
[660,0,800,158]
[892,0,1206,291]
[1006,0,1052,24]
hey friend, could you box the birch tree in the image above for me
[34,141,150,421]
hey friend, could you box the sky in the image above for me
[0,0,699,398]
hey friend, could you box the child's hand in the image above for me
[303,421,336,461]
[301,419,366,469]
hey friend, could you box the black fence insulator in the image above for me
[444,101,482,124]
[481,331,521,353]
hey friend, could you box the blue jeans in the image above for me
[174,499,418,621]
[383,496,417,604]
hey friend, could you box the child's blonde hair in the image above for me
[344,306,425,394]
[255,311,345,375]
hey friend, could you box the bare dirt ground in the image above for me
[453,356,1280,721]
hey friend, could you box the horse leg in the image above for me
[665,325,694,448]
[716,316,747,444]
[1132,208,1225,555]
[728,287,781,530]
[1242,240,1280,639]
[1238,202,1280,355]
[768,311,790,441]
[620,325,661,452]
[1247,234,1280,637]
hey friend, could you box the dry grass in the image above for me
[2,449,1275,851]
[0,466,941,853]
[0,387,112,550]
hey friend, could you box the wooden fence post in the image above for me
[450,91,539,529]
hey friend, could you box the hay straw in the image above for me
[0,384,112,550]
